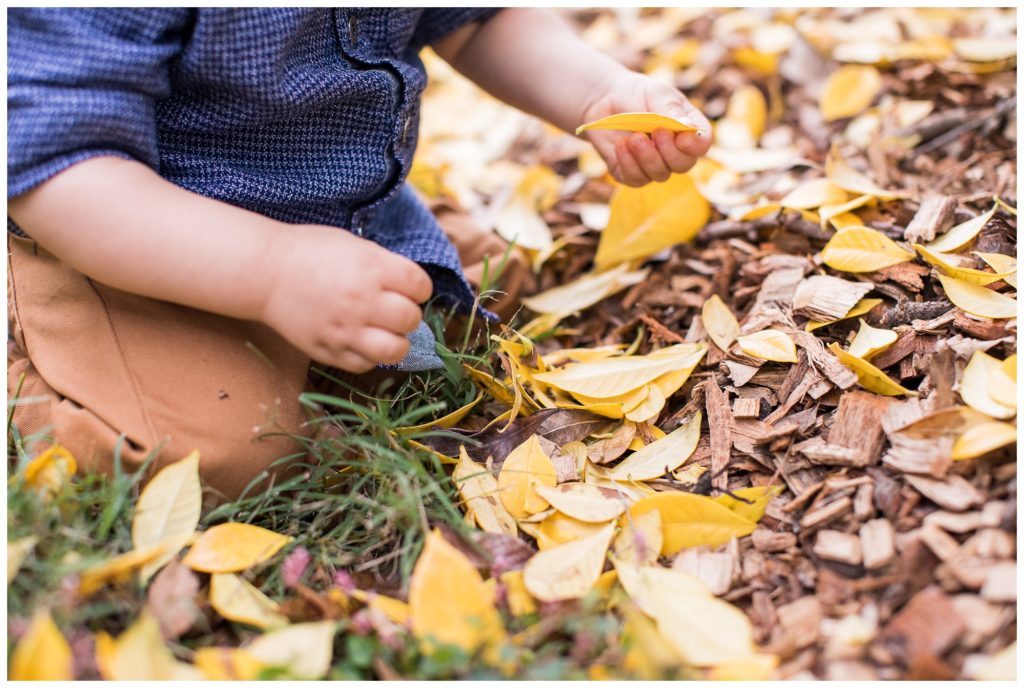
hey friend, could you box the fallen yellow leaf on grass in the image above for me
[95,613,202,680]
[398,395,482,434]
[7,535,37,583]
[497,435,558,519]
[936,273,1018,319]
[79,543,167,596]
[653,591,756,667]
[537,512,611,550]
[409,530,505,654]
[194,647,266,681]
[805,297,883,331]
[701,294,740,351]
[914,244,1013,285]
[575,112,698,136]
[958,351,1016,420]
[350,590,410,626]
[925,203,997,253]
[182,523,292,573]
[534,483,626,523]
[244,621,337,680]
[10,609,73,680]
[524,523,615,602]
[828,343,914,396]
[820,65,883,121]
[951,421,1017,460]
[737,329,798,363]
[613,508,663,566]
[454,447,517,536]
[847,319,898,360]
[627,491,757,555]
[22,444,77,498]
[594,173,710,270]
[132,450,201,582]
[821,226,915,272]
[210,573,289,630]
[606,412,702,481]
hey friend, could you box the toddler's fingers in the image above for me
[646,87,712,157]
[381,255,433,304]
[628,133,671,183]
[332,349,378,374]
[652,129,698,174]
[370,291,423,335]
[674,130,712,158]
[613,138,648,187]
[356,326,412,365]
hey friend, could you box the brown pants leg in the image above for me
[7,210,527,500]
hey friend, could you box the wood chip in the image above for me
[672,544,738,596]
[860,519,896,570]
[904,474,984,512]
[980,563,1016,603]
[752,527,797,552]
[918,523,960,562]
[732,396,761,419]
[704,380,732,491]
[922,510,982,534]
[791,330,858,390]
[814,530,863,566]
[800,495,853,531]
[877,586,965,664]
[793,276,874,322]
[777,596,822,650]
[904,195,957,243]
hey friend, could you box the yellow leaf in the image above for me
[576,112,699,136]
[78,544,166,596]
[454,448,517,536]
[463,364,518,407]
[533,343,705,401]
[621,605,685,679]
[994,196,1017,216]
[541,344,627,367]
[701,295,740,351]
[521,263,649,316]
[712,485,782,523]
[707,653,780,680]
[826,147,909,200]
[493,165,561,251]
[780,178,848,210]
[409,530,505,654]
[194,647,266,680]
[613,508,663,566]
[497,435,558,519]
[595,173,710,270]
[975,641,1016,681]
[847,319,898,360]
[350,590,409,626]
[499,570,537,616]
[537,512,611,550]
[210,573,288,630]
[523,523,615,602]
[953,37,1017,63]
[974,252,1017,289]
[244,621,337,680]
[733,46,778,75]
[7,535,37,584]
[723,85,767,141]
[623,385,667,424]
[96,612,202,680]
[628,423,667,451]
[398,395,482,434]
[607,412,702,481]
[819,193,875,228]
[132,450,202,582]
[952,421,1016,460]
[959,351,1016,420]
[936,273,1018,320]
[990,354,1017,408]
[10,609,73,680]
[914,244,1012,285]
[828,343,914,396]
[534,483,626,523]
[653,592,757,667]
[820,65,882,121]
[627,492,757,555]
[22,444,77,497]
[182,523,292,573]
[737,329,798,363]
[822,226,915,272]
[612,558,710,618]
[925,204,997,253]
[829,210,865,230]
[805,297,884,332]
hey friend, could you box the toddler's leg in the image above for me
[8,235,313,500]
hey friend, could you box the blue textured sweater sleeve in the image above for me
[7,8,191,197]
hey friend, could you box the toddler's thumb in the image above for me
[649,87,712,150]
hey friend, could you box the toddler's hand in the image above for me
[260,225,433,373]
[580,72,712,187]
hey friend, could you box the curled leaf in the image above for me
[847,319,898,360]
[497,435,558,519]
[607,412,702,481]
[737,330,798,363]
[952,421,1016,460]
[936,273,1018,319]
[914,244,1012,285]
[925,204,997,253]
[701,294,740,351]
[958,351,1016,420]
[828,343,914,396]
[576,112,698,136]
[455,447,517,536]
[534,483,626,523]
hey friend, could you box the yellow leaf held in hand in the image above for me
[974,252,1017,288]
[701,294,740,351]
[952,421,1017,460]
[454,447,517,536]
[182,523,292,573]
[523,523,615,602]
[10,609,73,680]
[822,226,915,273]
[575,112,699,136]
[132,450,202,582]
[497,435,558,519]
[244,621,337,680]
[959,351,1016,420]
[820,65,883,121]
[847,319,898,360]
[594,173,710,270]
[627,492,757,555]
[828,343,914,397]
[936,273,1017,320]
[712,485,783,523]
[925,204,997,253]
[534,483,626,523]
[7,535,37,583]
[210,573,288,630]
[607,411,702,481]
[914,244,1013,285]
[737,329,798,363]
[806,297,884,332]
[409,530,505,654]
[22,444,77,497]
[96,613,202,680]
[780,178,848,210]
[537,512,612,550]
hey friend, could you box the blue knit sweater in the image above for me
[8,7,499,317]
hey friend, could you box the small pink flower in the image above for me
[281,547,311,588]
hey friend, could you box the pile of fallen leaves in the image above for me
[9,7,1016,681]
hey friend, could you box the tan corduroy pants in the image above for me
[7,204,528,499]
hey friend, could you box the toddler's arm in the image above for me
[9,157,432,373]
[435,9,712,187]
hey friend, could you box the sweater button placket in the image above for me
[347,15,359,45]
